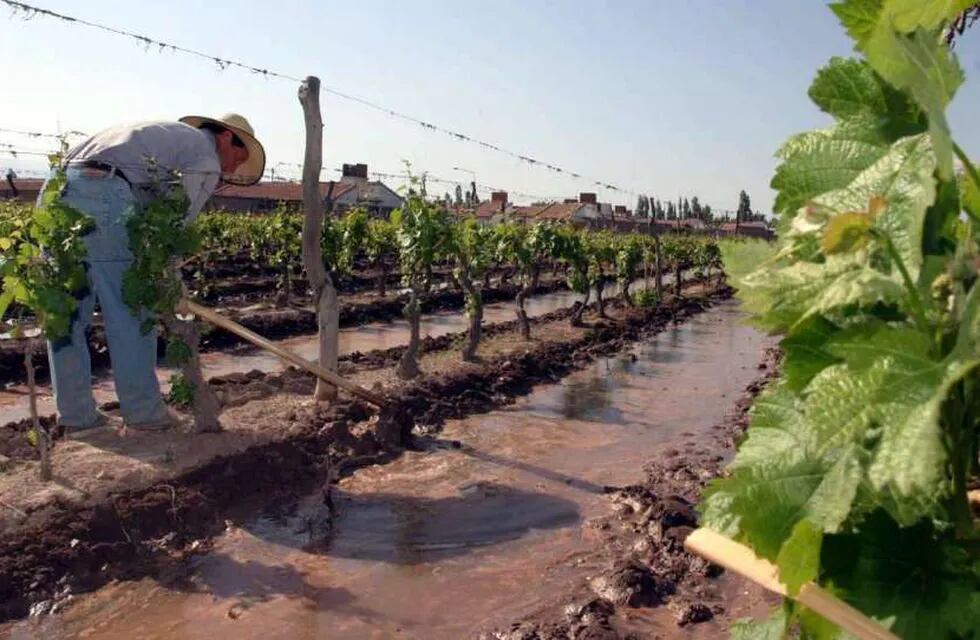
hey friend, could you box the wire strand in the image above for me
[2,0,642,197]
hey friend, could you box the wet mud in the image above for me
[488,348,781,639]
[0,285,729,625]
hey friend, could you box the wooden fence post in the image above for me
[298,75,339,402]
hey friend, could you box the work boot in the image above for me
[126,407,182,432]
[59,410,111,433]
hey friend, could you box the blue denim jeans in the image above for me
[41,167,167,427]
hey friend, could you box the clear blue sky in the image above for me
[1,0,978,214]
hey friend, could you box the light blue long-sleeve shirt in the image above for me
[65,121,221,220]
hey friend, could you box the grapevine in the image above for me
[122,180,220,432]
[700,2,980,637]
[0,172,94,339]
[391,175,451,378]
[0,168,94,480]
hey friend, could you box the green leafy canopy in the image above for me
[0,173,94,340]
[704,2,980,638]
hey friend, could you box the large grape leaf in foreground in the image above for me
[771,56,924,220]
[822,512,980,639]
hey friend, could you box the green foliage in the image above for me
[614,234,643,290]
[635,289,659,308]
[449,218,494,316]
[122,186,200,332]
[717,238,776,287]
[583,231,616,287]
[164,336,192,367]
[167,372,195,408]
[364,217,398,266]
[0,174,94,339]
[339,207,369,272]
[701,3,980,637]
[261,206,303,293]
[730,608,788,640]
[390,184,451,289]
[554,225,589,294]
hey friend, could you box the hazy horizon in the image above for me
[1,1,978,214]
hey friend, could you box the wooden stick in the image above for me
[684,528,898,640]
[182,300,386,408]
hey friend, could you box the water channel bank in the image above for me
[2,297,776,639]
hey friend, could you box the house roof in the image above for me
[515,201,587,221]
[0,178,44,198]
[474,199,508,219]
[718,221,770,231]
[212,180,357,202]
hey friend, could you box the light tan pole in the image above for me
[684,528,898,640]
[182,299,386,407]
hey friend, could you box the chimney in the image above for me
[491,191,508,212]
[341,163,369,182]
[579,192,597,204]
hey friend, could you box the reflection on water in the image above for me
[0,282,640,423]
[1,301,774,640]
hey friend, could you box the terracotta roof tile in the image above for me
[474,199,508,219]
[212,181,357,202]
[516,202,585,221]
[0,178,44,198]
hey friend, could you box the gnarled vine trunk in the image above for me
[622,279,634,307]
[595,271,608,318]
[516,280,532,340]
[460,275,482,361]
[570,288,590,327]
[654,235,664,300]
[530,264,541,291]
[376,260,388,297]
[163,311,221,432]
[398,288,422,378]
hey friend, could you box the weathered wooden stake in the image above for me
[163,289,221,433]
[298,75,339,402]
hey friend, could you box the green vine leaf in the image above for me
[822,512,980,640]
[707,1,979,635]
[865,28,962,179]
[884,0,977,32]
[730,607,789,640]
[821,211,875,255]
[831,0,884,48]
[701,445,862,560]
[728,384,807,470]
[776,519,822,597]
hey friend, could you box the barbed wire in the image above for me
[2,0,644,198]
[2,131,739,212]
[0,127,88,139]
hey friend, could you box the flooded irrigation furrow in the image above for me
[2,301,774,640]
[0,280,650,423]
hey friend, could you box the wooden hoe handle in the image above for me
[684,528,899,640]
[183,299,387,408]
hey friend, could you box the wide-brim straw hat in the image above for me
[179,113,265,186]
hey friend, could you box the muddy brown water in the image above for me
[1,301,772,640]
[0,281,649,422]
